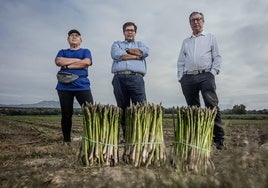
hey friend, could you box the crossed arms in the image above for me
[55,57,92,69]
[121,48,143,60]
[111,41,149,61]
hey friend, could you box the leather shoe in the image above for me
[215,139,225,150]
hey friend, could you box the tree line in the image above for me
[0,104,267,116]
[164,104,268,115]
[0,107,82,116]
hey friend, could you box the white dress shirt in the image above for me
[177,32,222,81]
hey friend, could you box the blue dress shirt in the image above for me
[111,40,149,75]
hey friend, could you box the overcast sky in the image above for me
[0,0,267,110]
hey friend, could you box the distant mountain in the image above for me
[0,100,79,108]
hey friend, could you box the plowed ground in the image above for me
[0,115,268,188]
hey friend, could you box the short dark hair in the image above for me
[123,22,137,32]
[189,12,204,22]
[68,29,81,36]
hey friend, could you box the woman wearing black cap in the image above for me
[55,29,93,143]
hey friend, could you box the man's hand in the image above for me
[126,48,143,57]
[121,54,141,60]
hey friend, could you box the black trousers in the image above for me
[57,90,93,142]
[180,72,224,141]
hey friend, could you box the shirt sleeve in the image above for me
[177,41,186,81]
[84,49,92,61]
[111,41,127,61]
[56,49,64,58]
[211,35,222,75]
[137,41,149,59]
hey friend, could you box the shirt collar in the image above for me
[190,31,206,38]
[124,39,135,43]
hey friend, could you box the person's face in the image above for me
[68,33,82,46]
[124,25,136,41]
[190,13,204,34]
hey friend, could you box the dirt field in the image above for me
[0,115,268,188]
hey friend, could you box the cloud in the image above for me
[0,0,267,110]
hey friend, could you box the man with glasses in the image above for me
[177,12,225,149]
[111,22,149,140]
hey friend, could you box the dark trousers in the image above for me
[57,90,93,142]
[112,74,146,137]
[180,72,224,141]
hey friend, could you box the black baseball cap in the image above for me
[68,29,81,36]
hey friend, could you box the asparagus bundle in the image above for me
[123,103,166,167]
[79,103,121,167]
[172,106,216,174]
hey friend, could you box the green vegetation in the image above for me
[172,106,216,174]
[124,103,166,167]
[79,103,121,166]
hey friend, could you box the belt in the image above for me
[114,71,144,77]
[184,69,210,75]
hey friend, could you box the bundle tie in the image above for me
[82,136,163,147]
[125,141,163,146]
[82,136,119,147]
[173,141,210,153]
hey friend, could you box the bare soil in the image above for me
[0,115,268,188]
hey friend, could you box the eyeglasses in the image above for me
[69,33,80,37]
[124,29,135,33]
[190,17,203,23]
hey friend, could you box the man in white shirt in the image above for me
[177,12,225,149]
